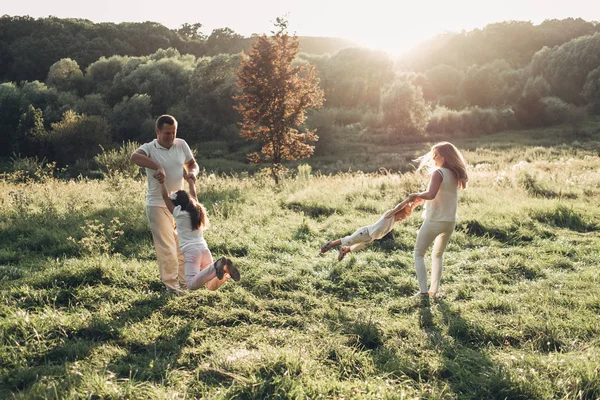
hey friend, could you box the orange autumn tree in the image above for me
[234,18,324,183]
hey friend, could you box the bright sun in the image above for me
[288,1,458,56]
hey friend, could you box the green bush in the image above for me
[94,141,142,178]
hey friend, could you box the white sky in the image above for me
[4,0,600,54]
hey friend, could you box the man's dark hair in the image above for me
[156,115,178,131]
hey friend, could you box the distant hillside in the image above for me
[299,36,355,55]
[0,15,355,83]
[400,18,600,71]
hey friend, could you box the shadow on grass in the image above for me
[1,293,191,393]
[318,258,414,302]
[281,201,337,219]
[417,298,534,399]
[457,219,554,245]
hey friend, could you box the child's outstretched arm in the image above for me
[160,180,176,214]
[410,197,424,210]
[385,197,411,219]
[185,175,198,200]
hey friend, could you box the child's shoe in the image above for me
[213,257,227,279]
[225,259,241,281]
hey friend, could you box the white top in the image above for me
[173,205,208,250]
[367,209,398,240]
[138,138,194,207]
[422,167,459,222]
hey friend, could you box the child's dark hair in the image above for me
[171,190,210,230]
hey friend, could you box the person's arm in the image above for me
[183,157,199,184]
[159,180,175,214]
[186,176,198,200]
[408,170,443,202]
[410,197,424,210]
[131,149,166,183]
[385,197,411,219]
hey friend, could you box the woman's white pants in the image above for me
[414,220,456,294]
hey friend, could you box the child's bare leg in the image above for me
[321,239,342,253]
[206,275,228,291]
[338,246,351,261]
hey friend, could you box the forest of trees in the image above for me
[1,15,599,175]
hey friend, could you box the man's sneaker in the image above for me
[225,258,241,281]
[214,257,227,280]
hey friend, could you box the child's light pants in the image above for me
[181,244,224,291]
[341,226,373,252]
[414,220,456,294]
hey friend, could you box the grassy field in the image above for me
[1,121,600,399]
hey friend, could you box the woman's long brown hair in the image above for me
[433,142,468,189]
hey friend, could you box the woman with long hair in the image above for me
[408,142,468,296]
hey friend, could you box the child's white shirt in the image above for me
[172,205,208,250]
[367,209,397,240]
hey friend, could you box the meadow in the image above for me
[1,121,600,399]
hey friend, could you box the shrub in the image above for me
[381,79,429,136]
[68,217,125,256]
[94,141,142,179]
[46,111,111,166]
[427,106,516,136]
[6,154,56,183]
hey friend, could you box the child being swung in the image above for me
[160,176,240,291]
[321,197,423,261]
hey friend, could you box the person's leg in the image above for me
[341,227,370,248]
[203,249,230,291]
[334,227,370,260]
[349,242,370,253]
[414,221,440,294]
[147,206,183,294]
[321,239,342,253]
[429,222,456,294]
[176,245,186,290]
[184,245,218,291]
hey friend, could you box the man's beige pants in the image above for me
[146,206,186,293]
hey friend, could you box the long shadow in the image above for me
[106,321,192,384]
[420,298,532,399]
[2,293,182,393]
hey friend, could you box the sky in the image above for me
[4,0,600,55]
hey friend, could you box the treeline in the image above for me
[403,18,600,70]
[0,15,354,83]
[1,16,599,175]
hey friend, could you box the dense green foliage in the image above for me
[0,16,599,177]
[1,124,599,398]
[0,15,353,83]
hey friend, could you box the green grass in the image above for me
[1,122,600,399]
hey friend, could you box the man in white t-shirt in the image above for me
[131,115,199,295]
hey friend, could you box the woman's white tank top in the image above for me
[422,167,459,222]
